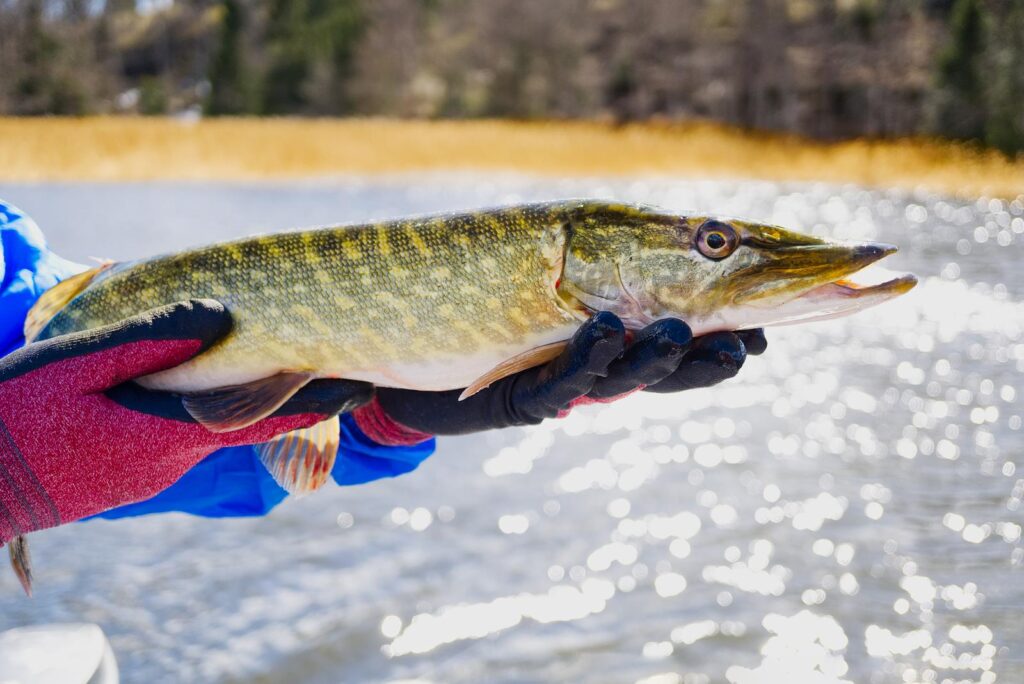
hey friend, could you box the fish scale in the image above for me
[29,198,915,403]
[38,202,579,394]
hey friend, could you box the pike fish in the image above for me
[11,200,915,592]
[27,199,918,486]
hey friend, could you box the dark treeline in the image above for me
[1,0,1022,154]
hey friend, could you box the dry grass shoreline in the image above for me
[1,117,1021,198]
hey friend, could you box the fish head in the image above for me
[559,203,917,335]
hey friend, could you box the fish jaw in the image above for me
[685,268,917,335]
[764,271,918,327]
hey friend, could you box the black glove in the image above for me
[368,311,766,436]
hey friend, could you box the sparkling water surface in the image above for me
[0,176,1021,684]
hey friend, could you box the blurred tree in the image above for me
[0,0,1018,156]
[932,0,987,141]
[12,0,82,114]
[139,76,169,115]
[206,0,254,115]
[263,0,312,113]
[984,1,1024,156]
[606,59,637,123]
[262,0,364,115]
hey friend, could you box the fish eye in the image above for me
[695,220,738,260]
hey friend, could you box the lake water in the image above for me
[1,175,1021,684]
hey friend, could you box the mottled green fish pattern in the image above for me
[31,199,915,401]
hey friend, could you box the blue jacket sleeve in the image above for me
[0,201,86,356]
[96,415,437,519]
[0,198,437,520]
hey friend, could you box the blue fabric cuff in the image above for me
[0,201,86,356]
[333,413,437,486]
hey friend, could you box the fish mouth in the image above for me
[762,262,918,326]
[727,239,917,328]
[728,239,903,306]
[806,271,918,301]
[794,242,916,304]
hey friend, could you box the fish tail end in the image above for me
[8,535,33,597]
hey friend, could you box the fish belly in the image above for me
[135,319,580,393]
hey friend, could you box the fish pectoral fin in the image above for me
[459,341,569,401]
[256,416,340,496]
[23,263,113,342]
[182,372,315,433]
[8,535,32,597]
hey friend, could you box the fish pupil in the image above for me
[706,232,726,249]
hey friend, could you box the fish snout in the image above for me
[853,242,898,264]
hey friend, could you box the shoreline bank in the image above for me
[1,117,1021,198]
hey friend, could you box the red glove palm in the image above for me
[0,299,371,594]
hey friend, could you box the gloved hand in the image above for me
[0,299,371,593]
[353,311,766,440]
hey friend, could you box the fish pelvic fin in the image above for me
[182,372,315,433]
[256,416,340,495]
[8,535,33,597]
[459,341,569,400]
[24,263,113,342]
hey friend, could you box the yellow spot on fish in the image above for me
[406,226,431,256]
[376,228,391,256]
[507,307,534,332]
[486,321,512,341]
[302,234,323,264]
[260,238,283,258]
[343,239,363,261]
[490,216,507,240]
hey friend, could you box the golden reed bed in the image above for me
[1,117,1021,198]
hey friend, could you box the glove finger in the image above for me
[736,328,768,356]
[106,377,375,423]
[271,378,375,417]
[529,311,625,407]
[15,299,232,392]
[644,331,746,394]
[589,318,691,399]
